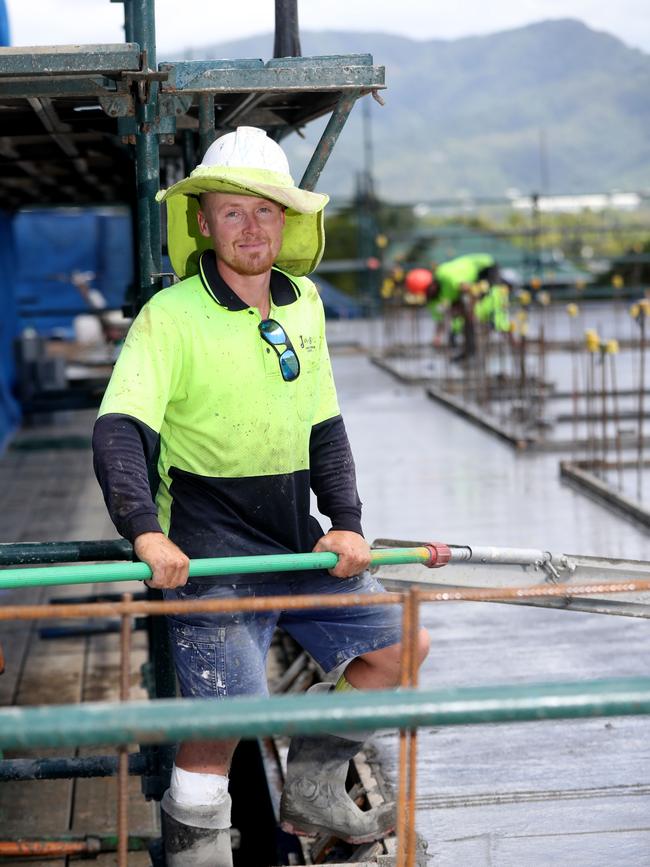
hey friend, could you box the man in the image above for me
[93,126,430,866]
[426,253,502,359]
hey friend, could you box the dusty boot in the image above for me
[161,789,233,867]
[280,732,395,844]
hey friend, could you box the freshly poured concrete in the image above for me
[327,332,650,866]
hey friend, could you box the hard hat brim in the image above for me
[157,166,328,279]
[156,166,328,214]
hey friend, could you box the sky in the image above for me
[5,0,650,56]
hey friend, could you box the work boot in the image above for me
[280,732,396,844]
[161,789,233,867]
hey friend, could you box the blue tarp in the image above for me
[0,0,8,46]
[0,212,21,451]
[15,208,134,336]
[0,0,18,451]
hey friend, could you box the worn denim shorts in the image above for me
[163,570,402,699]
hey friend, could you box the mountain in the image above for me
[166,20,650,201]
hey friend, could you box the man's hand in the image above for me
[312,530,371,579]
[134,532,190,589]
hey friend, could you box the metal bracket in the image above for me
[537,553,577,584]
[113,91,191,145]
[122,50,168,104]
[99,93,134,118]
[158,93,193,119]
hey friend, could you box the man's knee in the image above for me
[417,627,431,664]
[376,628,430,669]
[355,628,430,686]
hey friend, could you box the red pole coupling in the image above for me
[424,543,451,568]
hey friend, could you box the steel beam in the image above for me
[160,55,384,94]
[1,680,650,750]
[0,77,119,98]
[0,44,141,76]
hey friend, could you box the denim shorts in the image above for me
[163,570,402,699]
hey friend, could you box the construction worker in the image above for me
[474,281,511,333]
[426,253,502,359]
[92,127,430,866]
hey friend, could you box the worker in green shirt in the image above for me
[427,253,505,358]
[93,127,430,866]
[474,281,511,333]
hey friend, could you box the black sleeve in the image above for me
[92,413,163,542]
[309,414,363,536]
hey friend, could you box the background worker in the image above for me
[426,252,503,359]
[474,280,511,334]
[92,126,430,866]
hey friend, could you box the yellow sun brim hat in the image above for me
[156,128,329,279]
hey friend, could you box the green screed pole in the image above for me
[0,547,435,591]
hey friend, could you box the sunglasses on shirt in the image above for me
[258,318,301,382]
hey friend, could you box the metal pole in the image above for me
[181,128,196,176]
[299,90,361,191]
[111,0,136,42]
[273,0,301,58]
[198,94,216,156]
[131,0,162,308]
[2,679,650,751]
[0,539,133,567]
[638,311,646,502]
[0,753,148,782]
[0,546,440,591]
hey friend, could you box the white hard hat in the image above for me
[200,126,290,175]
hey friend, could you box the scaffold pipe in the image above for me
[0,680,649,750]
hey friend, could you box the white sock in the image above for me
[169,765,229,808]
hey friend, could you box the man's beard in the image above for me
[214,236,278,276]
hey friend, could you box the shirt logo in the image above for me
[299,334,317,352]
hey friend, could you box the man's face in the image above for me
[197,192,285,277]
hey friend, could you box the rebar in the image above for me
[600,345,608,470]
[406,590,421,867]
[117,593,132,867]
[2,579,650,626]
[609,351,624,492]
[396,590,414,867]
[637,312,646,502]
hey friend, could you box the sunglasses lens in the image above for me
[279,350,300,381]
[259,320,286,345]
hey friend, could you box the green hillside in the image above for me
[168,19,650,200]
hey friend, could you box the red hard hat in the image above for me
[405,268,433,294]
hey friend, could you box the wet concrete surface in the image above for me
[326,323,650,866]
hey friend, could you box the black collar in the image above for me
[198,249,300,311]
